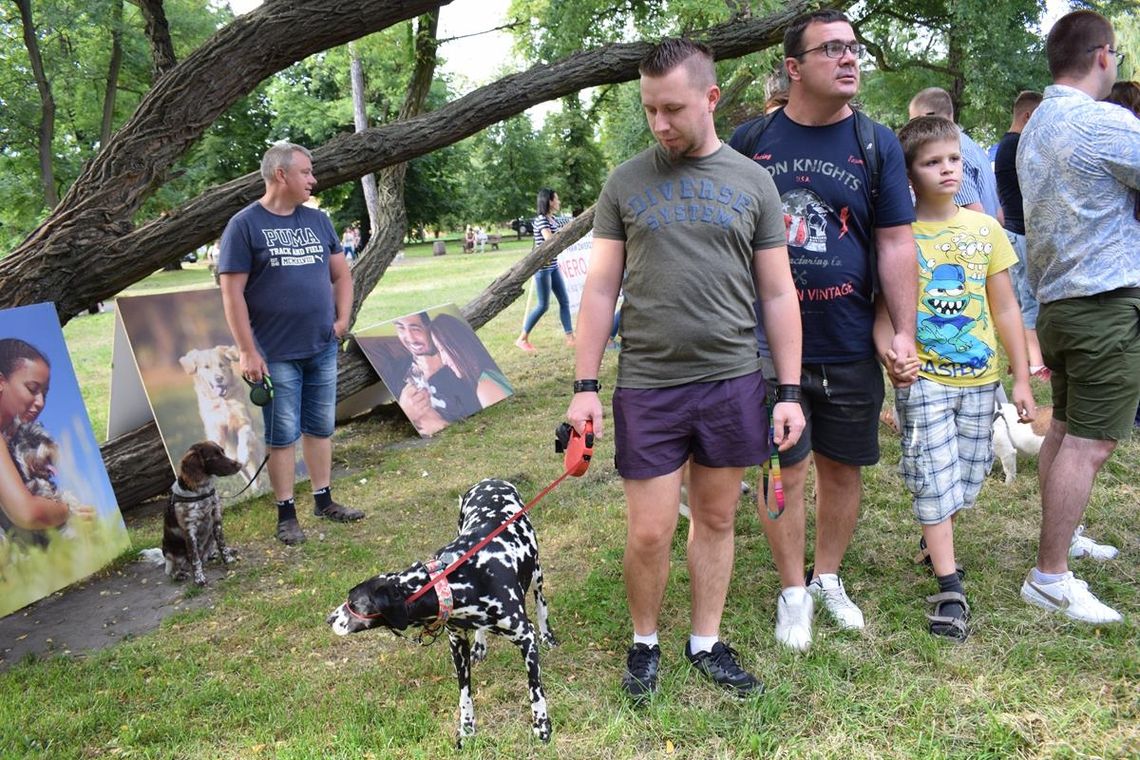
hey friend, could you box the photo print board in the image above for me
[112,289,306,500]
[0,302,131,618]
[353,304,513,437]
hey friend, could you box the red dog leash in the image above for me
[346,422,595,625]
[405,421,594,606]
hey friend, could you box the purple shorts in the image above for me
[612,371,769,479]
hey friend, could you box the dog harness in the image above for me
[419,557,455,638]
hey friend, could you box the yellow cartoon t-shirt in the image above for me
[911,208,1018,386]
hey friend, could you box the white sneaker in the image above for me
[1020,570,1123,624]
[1069,525,1119,561]
[775,586,814,652]
[807,573,865,630]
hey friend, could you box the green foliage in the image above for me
[856,0,1051,139]
[538,94,607,213]
[0,0,230,249]
[466,113,547,223]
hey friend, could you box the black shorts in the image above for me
[760,357,884,467]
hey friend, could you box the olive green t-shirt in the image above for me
[594,143,786,388]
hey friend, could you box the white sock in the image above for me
[689,634,718,655]
[1032,567,1067,585]
[633,631,658,648]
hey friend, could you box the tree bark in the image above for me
[137,0,177,78]
[0,0,812,324]
[15,0,59,209]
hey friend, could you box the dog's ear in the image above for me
[178,445,207,489]
[179,350,200,374]
[222,345,240,365]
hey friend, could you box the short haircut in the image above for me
[1106,80,1140,118]
[639,37,715,88]
[260,141,311,183]
[784,8,851,58]
[897,116,960,168]
[1046,10,1114,80]
[909,87,954,119]
[536,188,557,216]
[1012,90,1043,118]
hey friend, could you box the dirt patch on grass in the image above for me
[0,501,218,671]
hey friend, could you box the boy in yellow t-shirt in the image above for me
[886,116,1036,642]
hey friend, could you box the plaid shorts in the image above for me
[894,378,997,525]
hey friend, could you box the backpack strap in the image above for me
[728,109,780,157]
[852,109,882,293]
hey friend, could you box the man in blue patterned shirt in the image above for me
[1016,9,1140,625]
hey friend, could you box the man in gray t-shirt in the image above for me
[566,38,804,701]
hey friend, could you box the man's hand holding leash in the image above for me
[772,398,806,452]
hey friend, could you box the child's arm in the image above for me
[987,270,1036,422]
[873,298,919,387]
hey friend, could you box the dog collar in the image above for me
[171,482,216,503]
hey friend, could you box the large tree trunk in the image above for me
[0,0,813,324]
[15,0,59,209]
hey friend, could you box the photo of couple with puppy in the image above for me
[355,304,513,437]
[0,303,129,618]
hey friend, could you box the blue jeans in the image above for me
[263,340,338,446]
[523,266,573,335]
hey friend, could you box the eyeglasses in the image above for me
[1087,44,1125,65]
[792,41,866,59]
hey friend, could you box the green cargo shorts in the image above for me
[1037,289,1140,441]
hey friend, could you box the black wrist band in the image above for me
[573,379,601,394]
[775,384,802,403]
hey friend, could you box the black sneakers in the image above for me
[621,643,660,703]
[684,641,764,697]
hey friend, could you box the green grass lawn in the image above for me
[5,250,1138,758]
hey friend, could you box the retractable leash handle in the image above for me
[555,420,594,477]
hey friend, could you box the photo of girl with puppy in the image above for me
[0,303,129,618]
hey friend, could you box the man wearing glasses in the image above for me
[1016,9,1139,625]
[729,9,917,652]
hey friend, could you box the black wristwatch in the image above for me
[775,384,802,403]
[573,379,601,394]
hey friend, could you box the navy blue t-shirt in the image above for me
[993,131,1025,235]
[731,110,915,362]
[218,201,343,362]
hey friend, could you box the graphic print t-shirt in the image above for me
[732,110,915,362]
[912,208,1017,386]
[219,202,343,361]
[593,143,786,388]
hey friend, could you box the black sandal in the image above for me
[925,591,970,643]
[914,537,965,580]
[314,501,365,522]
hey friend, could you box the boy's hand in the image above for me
[1011,381,1037,423]
[884,348,920,388]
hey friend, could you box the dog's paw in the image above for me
[194,573,208,587]
[533,716,552,743]
[222,548,239,564]
[541,631,559,648]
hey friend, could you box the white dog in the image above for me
[991,403,1052,484]
[179,345,263,486]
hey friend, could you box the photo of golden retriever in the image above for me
[179,345,264,487]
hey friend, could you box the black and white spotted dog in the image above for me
[327,478,558,745]
[162,441,243,586]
